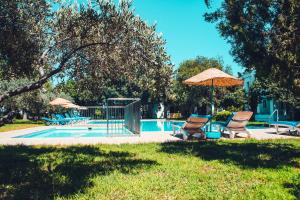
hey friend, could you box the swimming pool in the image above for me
[142,120,183,131]
[88,120,184,132]
[89,120,266,131]
[15,120,266,138]
[15,120,183,138]
[15,127,133,138]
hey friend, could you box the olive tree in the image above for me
[204,0,300,118]
[0,0,172,123]
[0,0,172,102]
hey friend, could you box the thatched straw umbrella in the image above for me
[49,98,71,106]
[62,103,80,109]
[183,68,243,130]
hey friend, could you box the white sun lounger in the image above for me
[270,121,300,136]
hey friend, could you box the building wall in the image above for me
[242,71,288,122]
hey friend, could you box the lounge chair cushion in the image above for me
[231,111,253,121]
[270,121,300,127]
[227,111,253,129]
[183,123,203,130]
[180,116,211,136]
[187,117,210,123]
[183,117,210,130]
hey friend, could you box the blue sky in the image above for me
[72,0,243,75]
[130,0,243,75]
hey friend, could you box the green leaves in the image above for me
[51,1,173,105]
[0,0,51,79]
[0,0,172,109]
[171,56,244,116]
[205,0,300,115]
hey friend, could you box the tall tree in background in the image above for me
[0,0,172,102]
[0,0,172,122]
[171,56,245,117]
[0,79,72,121]
[57,64,172,106]
[204,0,300,116]
[0,0,50,80]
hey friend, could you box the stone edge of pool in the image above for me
[0,126,182,145]
[0,124,298,146]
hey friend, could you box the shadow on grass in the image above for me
[284,174,300,200]
[160,141,300,169]
[0,145,157,199]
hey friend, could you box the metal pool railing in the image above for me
[124,99,141,134]
[106,98,141,135]
[79,106,106,120]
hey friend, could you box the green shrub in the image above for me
[95,108,102,116]
[214,110,232,121]
[225,106,241,112]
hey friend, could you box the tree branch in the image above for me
[0,42,107,103]
[0,111,16,127]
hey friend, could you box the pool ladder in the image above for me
[268,109,279,127]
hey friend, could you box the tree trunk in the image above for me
[22,111,28,120]
[0,42,107,104]
[0,111,16,127]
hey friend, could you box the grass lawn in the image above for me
[0,139,299,199]
[0,120,44,132]
[248,121,268,126]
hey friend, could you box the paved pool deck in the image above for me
[0,126,299,145]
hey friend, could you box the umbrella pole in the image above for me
[210,79,214,132]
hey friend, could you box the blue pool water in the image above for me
[141,120,183,131]
[15,120,266,138]
[15,120,183,138]
[15,128,133,138]
[87,120,184,132]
